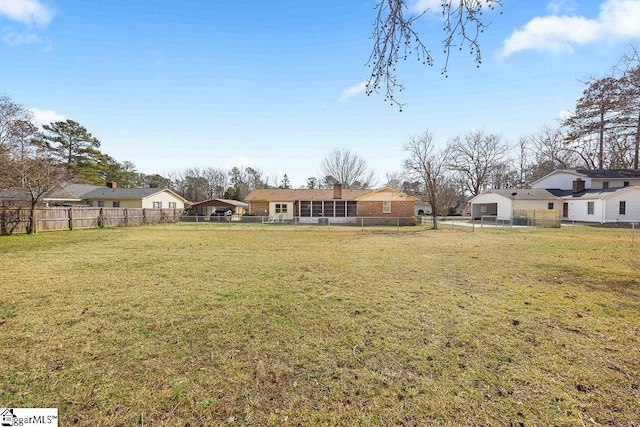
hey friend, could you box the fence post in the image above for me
[143,208,147,225]
[99,208,104,228]
[361,217,364,231]
[397,217,400,233]
[124,208,128,227]
[69,207,73,231]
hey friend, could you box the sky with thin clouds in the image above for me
[2,0,640,187]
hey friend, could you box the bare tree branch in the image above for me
[366,0,502,110]
[321,148,376,189]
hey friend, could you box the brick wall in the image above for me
[249,201,269,216]
[357,201,414,217]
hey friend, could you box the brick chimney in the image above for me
[572,178,585,193]
[333,183,343,199]
[107,182,117,188]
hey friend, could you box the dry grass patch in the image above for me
[0,226,639,426]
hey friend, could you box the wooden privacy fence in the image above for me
[0,207,184,235]
[512,209,561,228]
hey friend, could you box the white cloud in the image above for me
[409,0,442,14]
[546,0,577,14]
[2,31,40,45]
[340,81,367,102]
[502,0,640,57]
[0,0,54,26]
[28,108,66,128]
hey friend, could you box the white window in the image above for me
[382,201,391,214]
[168,202,176,209]
[275,203,288,213]
[98,201,105,207]
[620,201,626,215]
[153,201,162,209]
[602,181,609,189]
[548,202,554,210]
[587,202,594,215]
[113,201,120,208]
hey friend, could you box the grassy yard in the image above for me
[0,225,639,426]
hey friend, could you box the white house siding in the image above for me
[591,178,640,189]
[563,198,605,223]
[533,172,591,190]
[470,193,511,218]
[603,190,640,222]
[141,192,185,209]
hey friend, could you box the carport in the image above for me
[190,198,248,217]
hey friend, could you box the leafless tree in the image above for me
[320,148,376,189]
[403,131,456,228]
[529,125,577,170]
[0,94,32,154]
[16,152,69,234]
[447,129,510,196]
[203,167,228,198]
[615,45,640,169]
[384,170,405,189]
[367,0,503,110]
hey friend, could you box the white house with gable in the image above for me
[470,169,640,224]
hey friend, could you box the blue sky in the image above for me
[2,0,640,187]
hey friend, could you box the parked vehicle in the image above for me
[210,209,232,219]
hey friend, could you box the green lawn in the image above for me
[1,226,639,426]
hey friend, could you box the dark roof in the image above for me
[487,189,568,200]
[245,188,371,202]
[81,187,176,200]
[0,186,81,201]
[62,183,101,198]
[574,169,640,179]
[565,186,637,199]
[191,198,248,208]
[0,188,30,201]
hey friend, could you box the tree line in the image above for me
[2,46,639,228]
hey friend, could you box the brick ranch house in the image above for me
[244,184,417,225]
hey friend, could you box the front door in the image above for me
[562,203,569,217]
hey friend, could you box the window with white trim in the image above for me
[602,181,609,189]
[620,201,626,215]
[548,202,554,209]
[113,201,120,208]
[168,202,176,209]
[587,202,594,215]
[153,201,162,209]
[275,203,288,213]
[98,201,105,207]
[382,201,391,214]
